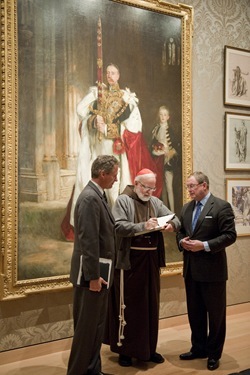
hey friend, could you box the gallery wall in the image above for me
[0,0,249,352]
[160,0,250,318]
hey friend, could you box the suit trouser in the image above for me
[185,273,226,360]
[67,286,108,375]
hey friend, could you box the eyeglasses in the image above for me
[185,182,203,190]
[138,181,156,192]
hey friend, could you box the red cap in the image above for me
[136,168,154,176]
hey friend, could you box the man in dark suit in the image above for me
[176,171,236,371]
[67,155,119,375]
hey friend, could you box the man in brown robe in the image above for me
[104,169,180,367]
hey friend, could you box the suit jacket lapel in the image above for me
[186,201,195,235]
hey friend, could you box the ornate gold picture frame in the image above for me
[0,0,193,300]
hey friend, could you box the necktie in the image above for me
[192,201,202,231]
[103,191,108,203]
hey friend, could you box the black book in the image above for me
[77,256,112,289]
[99,258,112,289]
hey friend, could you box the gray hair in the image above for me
[91,155,119,178]
[189,171,209,188]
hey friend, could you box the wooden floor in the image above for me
[0,303,249,375]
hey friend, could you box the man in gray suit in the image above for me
[67,155,119,375]
[176,171,236,371]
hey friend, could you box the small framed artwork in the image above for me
[226,178,250,237]
[224,46,250,107]
[225,112,250,171]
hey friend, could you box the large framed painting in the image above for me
[0,0,193,299]
[224,46,250,108]
[226,178,250,237]
[225,112,250,171]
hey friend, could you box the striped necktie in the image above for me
[192,201,202,231]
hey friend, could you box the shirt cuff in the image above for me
[203,241,211,252]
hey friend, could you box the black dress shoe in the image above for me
[179,351,207,360]
[149,352,165,363]
[207,359,220,371]
[118,354,132,367]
